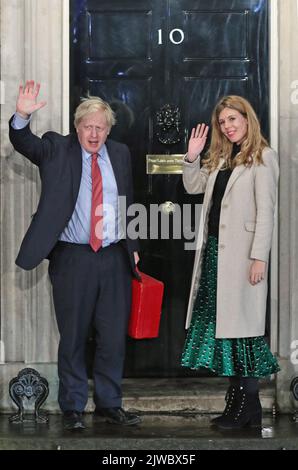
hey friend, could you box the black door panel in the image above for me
[70,0,269,377]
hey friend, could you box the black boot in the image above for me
[211,379,239,425]
[216,386,262,430]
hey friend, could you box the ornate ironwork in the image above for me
[156,104,181,145]
[9,368,49,423]
[290,376,298,422]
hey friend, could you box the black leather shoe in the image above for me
[94,407,141,426]
[63,410,85,430]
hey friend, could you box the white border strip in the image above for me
[62,0,70,135]
[0,80,5,105]
[0,340,5,364]
[270,0,279,153]
[269,0,279,354]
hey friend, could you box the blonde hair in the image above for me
[204,95,269,172]
[74,96,116,129]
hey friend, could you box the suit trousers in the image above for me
[48,240,132,412]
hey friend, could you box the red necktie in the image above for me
[89,153,103,252]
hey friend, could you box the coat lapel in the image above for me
[203,159,247,225]
[106,140,125,196]
[222,164,247,201]
[204,158,225,207]
[68,134,83,203]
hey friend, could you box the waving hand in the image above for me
[16,80,47,119]
[187,123,209,162]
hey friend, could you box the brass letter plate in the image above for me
[146,154,184,175]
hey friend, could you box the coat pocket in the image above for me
[244,221,256,232]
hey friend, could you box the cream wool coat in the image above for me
[183,147,279,338]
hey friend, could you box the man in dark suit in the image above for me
[9,80,141,430]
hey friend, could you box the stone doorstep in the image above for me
[122,395,275,414]
[0,363,280,414]
[0,377,276,415]
[84,377,276,414]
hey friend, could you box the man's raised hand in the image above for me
[16,80,47,119]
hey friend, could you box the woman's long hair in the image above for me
[203,95,269,172]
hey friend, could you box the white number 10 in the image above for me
[158,29,185,45]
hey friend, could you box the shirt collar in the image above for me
[81,143,107,162]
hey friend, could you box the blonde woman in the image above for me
[181,96,280,429]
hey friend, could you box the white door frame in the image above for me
[62,0,70,135]
[269,0,279,354]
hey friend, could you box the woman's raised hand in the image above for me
[16,80,47,119]
[187,123,209,162]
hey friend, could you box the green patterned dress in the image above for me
[181,235,280,377]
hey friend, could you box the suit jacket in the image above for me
[183,147,279,338]
[9,117,139,273]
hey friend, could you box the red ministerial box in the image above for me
[128,271,164,339]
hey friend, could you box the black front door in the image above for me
[70,0,269,377]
